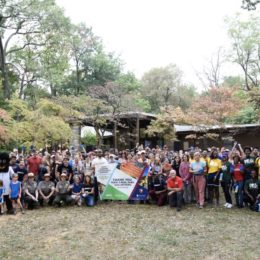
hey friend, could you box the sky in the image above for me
[55,0,253,89]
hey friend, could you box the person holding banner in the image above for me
[167,169,184,211]
[91,149,108,202]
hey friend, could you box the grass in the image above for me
[0,202,259,260]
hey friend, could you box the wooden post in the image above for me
[136,116,140,145]
[114,121,117,149]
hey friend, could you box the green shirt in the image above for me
[220,161,232,182]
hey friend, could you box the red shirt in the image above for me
[27,156,42,175]
[167,176,183,189]
[233,163,244,182]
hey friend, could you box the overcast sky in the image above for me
[56,0,252,89]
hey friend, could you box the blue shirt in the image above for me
[0,187,5,203]
[10,181,21,199]
[190,161,206,175]
[72,183,82,194]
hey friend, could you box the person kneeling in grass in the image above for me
[81,175,95,207]
[38,173,55,206]
[244,169,260,210]
[167,169,184,211]
[23,172,39,210]
[53,172,72,207]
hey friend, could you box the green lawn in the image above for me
[0,202,259,259]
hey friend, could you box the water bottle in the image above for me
[219,173,223,181]
[235,185,239,193]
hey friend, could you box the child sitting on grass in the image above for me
[71,175,83,206]
[10,173,24,214]
[0,180,4,215]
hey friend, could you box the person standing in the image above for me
[242,147,256,182]
[190,152,206,209]
[231,155,244,208]
[220,155,233,209]
[27,150,42,182]
[10,173,24,214]
[0,152,15,214]
[179,154,192,204]
[207,149,222,206]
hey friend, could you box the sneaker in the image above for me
[226,203,233,209]
[224,203,228,207]
[199,205,203,209]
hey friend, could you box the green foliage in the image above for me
[229,104,259,124]
[82,130,97,146]
[226,13,260,90]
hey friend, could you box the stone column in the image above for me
[69,120,82,155]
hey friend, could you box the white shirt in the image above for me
[91,157,108,169]
[0,166,14,195]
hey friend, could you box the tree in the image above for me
[141,64,183,112]
[146,106,187,141]
[196,48,226,89]
[242,0,260,10]
[0,0,69,99]
[186,87,243,126]
[0,108,10,145]
[226,13,260,90]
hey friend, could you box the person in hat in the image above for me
[10,173,24,214]
[38,173,55,206]
[53,172,72,207]
[57,157,73,183]
[23,173,39,210]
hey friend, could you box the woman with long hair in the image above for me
[81,175,95,207]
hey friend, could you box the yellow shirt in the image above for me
[208,158,222,174]
[256,157,260,180]
[189,159,195,164]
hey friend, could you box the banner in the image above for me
[96,162,149,201]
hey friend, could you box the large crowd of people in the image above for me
[0,141,260,215]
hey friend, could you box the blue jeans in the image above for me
[234,181,243,207]
[83,195,94,207]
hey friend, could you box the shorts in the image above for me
[207,172,220,187]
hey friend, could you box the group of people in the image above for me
[0,141,259,215]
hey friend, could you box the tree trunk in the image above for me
[19,74,25,99]
[0,37,10,99]
[50,84,57,96]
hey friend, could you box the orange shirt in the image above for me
[167,176,183,190]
